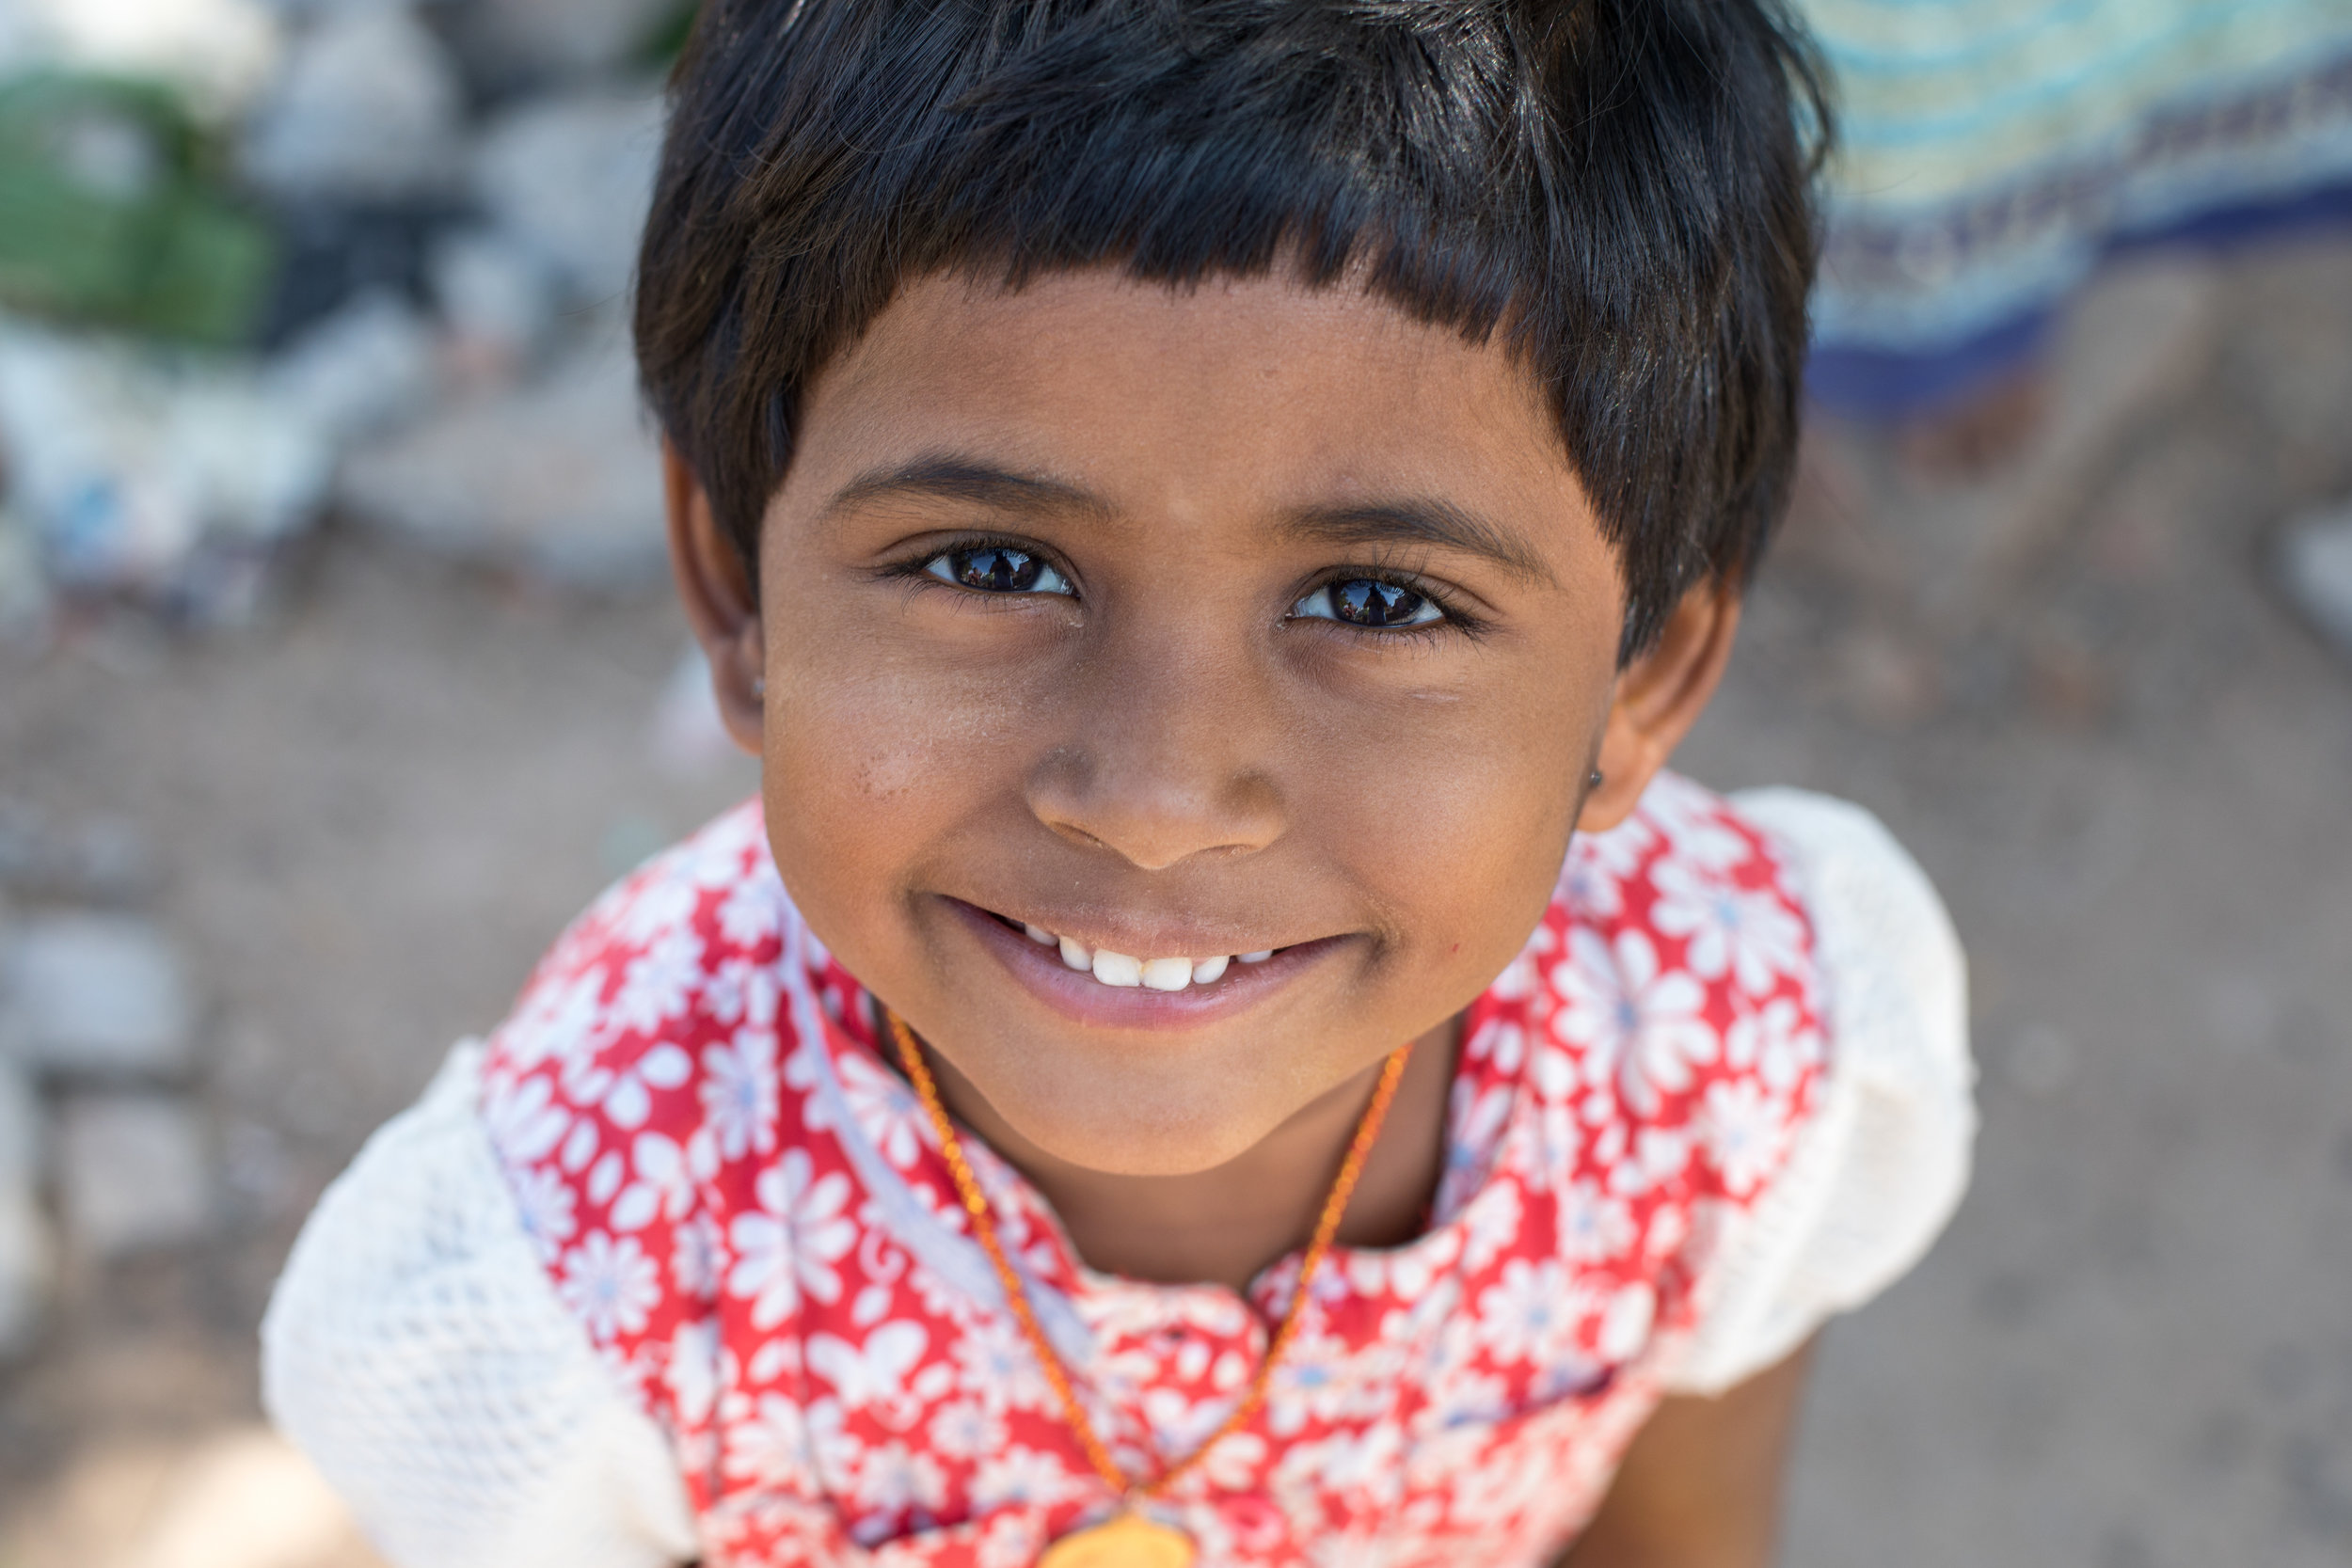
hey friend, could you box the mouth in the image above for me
[944,897,1342,1028]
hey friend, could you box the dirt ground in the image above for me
[2,235,2350,1566]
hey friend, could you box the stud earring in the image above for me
[1587,769,1604,789]
[752,676,767,700]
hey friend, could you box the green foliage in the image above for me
[0,72,274,345]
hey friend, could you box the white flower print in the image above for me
[481,1071,572,1165]
[1648,860,1806,997]
[671,1212,723,1301]
[1555,1178,1636,1264]
[950,1313,1054,1412]
[1554,927,1716,1114]
[970,1446,1090,1512]
[806,1320,928,1407]
[610,1130,697,1232]
[704,953,781,1031]
[926,1400,1005,1463]
[613,872,700,947]
[702,1023,781,1161]
[726,1148,856,1328]
[1474,1258,1578,1366]
[1699,1077,1788,1197]
[837,1051,926,1169]
[1724,996,1819,1093]
[609,925,707,1037]
[715,875,783,949]
[845,1439,946,1525]
[668,1318,723,1426]
[504,1161,579,1254]
[1596,1282,1656,1361]
[558,1231,661,1341]
[1637,772,1752,871]
[495,966,610,1073]
[721,1390,818,1491]
[601,1042,694,1130]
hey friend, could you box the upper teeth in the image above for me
[1018,923,1276,990]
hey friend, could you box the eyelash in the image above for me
[883,534,1486,640]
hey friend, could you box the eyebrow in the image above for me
[1276,499,1556,588]
[826,454,1555,587]
[823,456,1111,522]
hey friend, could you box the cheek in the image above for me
[1300,673,1597,974]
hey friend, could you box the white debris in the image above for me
[241,3,464,202]
[56,1092,215,1258]
[0,325,334,595]
[473,87,665,306]
[2277,500,2352,659]
[337,322,668,588]
[3,913,198,1080]
[264,290,440,446]
[0,0,284,120]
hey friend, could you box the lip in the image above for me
[943,896,1345,1032]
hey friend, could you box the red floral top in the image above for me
[476,770,1828,1567]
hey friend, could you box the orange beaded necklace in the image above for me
[885,1012,1411,1568]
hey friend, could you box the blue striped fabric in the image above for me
[1800,0,2352,414]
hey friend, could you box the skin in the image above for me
[669,267,1804,1563]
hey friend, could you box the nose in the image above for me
[1025,641,1288,872]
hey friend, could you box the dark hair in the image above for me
[636,0,1830,659]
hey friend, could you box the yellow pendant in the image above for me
[1036,1511,1197,1568]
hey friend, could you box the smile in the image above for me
[946,899,1337,1027]
[1008,918,1275,991]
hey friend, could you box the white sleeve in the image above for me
[1663,789,1977,1396]
[261,1044,701,1568]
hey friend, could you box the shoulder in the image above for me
[475,800,841,1196]
[1655,785,1977,1393]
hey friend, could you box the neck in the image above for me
[915,1016,1460,1294]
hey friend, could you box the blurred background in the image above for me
[0,2,2349,1565]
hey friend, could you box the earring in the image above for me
[1587,769,1604,789]
[752,676,767,700]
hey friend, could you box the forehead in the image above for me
[793,267,1597,541]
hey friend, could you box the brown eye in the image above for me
[1292,578,1444,628]
[925,546,1073,595]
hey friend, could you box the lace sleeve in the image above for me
[1662,789,1978,1396]
[261,1044,700,1568]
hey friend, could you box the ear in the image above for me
[1577,580,1742,832]
[664,440,766,755]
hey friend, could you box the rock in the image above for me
[337,322,668,588]
[0,1058,50,1358]
[0,325,335,598]
[472,87,665,306]
[2277,501,2352,660]
[242,5,464,202]
[449,0,684,87]
[428,227,558,372]
[3,913,197,1079]
[56,1092,215,1259]
[264,290,440,445]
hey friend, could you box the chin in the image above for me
[990,1065,1304,1177]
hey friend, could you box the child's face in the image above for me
[692,270,1713,1177]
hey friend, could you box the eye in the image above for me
[1291,578,1445,629]
[924,545,1073,596]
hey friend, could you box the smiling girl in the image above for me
[262,4,1974,1565]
